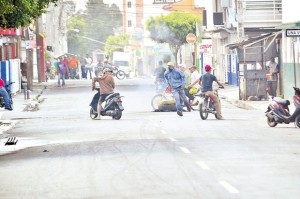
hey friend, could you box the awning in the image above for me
[275,21,300,29]
[225,31,281,50]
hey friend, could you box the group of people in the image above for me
[53,54,115,87]
[82,54,114,80]
[158,62,224,119]
[54,55,79,87]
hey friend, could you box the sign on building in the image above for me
[286,29,300,37]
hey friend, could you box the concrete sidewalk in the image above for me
[219,85,269,111]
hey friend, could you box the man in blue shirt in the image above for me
[164,62,191,116]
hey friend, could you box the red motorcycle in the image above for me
[265,87,300,128]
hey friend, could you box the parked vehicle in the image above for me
[265,87,300,128]
[197,87,223,120]
[0,82,14,109]
[112,65,126,80]
[90,89,124,120]
[112,51,132,78]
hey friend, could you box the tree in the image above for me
[146,12,201,64]
[0,0,58,28]
[104,33,130,59]
[67,16,88,56]
[81,0,122,53]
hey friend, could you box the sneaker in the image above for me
[216,115,223,120]
[177,111,183,116]
[95,115,101,120]
[5,107,13,111]
[187,106,191,112]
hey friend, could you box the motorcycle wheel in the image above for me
[294,115,300,128]
[199,100,209,120]
[267,116,277,127]
[90,107,98,119]
[151,94,163,111]
[112,108,122,120]
[116,70,126,80]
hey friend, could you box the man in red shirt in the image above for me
[0,78,12,110]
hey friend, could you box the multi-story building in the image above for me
[121,0,175,76]
[202,0,283,99]
[278,0,300,99]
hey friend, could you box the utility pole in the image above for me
[35,18,42,83]
[25,28,33,90]
[236,0,244,42]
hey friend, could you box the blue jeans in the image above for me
[172,87,190,111]
[0,87,11,108]
[58,72,65,86]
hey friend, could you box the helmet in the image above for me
[103,67,113,73]
[205,64,212,71]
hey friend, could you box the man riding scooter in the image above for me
[92,67,115,120]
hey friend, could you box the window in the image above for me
[128,20,132,27]
[127,1,131,8]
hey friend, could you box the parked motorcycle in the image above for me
[197,87,223,120]
[0,82,14,109]
[112,65,126,80]
[97,66,126,80]
[265,87,300,128]
[90,89,124,120]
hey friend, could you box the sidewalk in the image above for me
[219,85,269,111]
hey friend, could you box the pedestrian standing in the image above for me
[164,62,191,116]
[62,56,70,79]
[57,58,68,87]
[85,54,93,79]
[188,65,201,105]
[178,63,193,105]
[266,57,280,96]
[68,56,78,79]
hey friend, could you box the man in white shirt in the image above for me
[188,65,201,105]
[85,54,93,79]
[266,57,279,96]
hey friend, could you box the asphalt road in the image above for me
[0,78,300,199]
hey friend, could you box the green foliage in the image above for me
[67,0,122,55]
[146,12,202,63]
[82,0,122,53]
[104,33,130,58]
[67,16,88,55]
[0,0,58,28]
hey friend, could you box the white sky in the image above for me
[74,0,122,11]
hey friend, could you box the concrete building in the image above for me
[121,0,175,76]
[278,0,300,99]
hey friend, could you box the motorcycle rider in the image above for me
[191,64,224,119]
[92,67,115,120]
[0,78,12,111]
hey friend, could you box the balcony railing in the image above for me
[243,0,282,26]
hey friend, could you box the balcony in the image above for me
[242,0,282,28]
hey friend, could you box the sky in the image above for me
[74,0,122,11]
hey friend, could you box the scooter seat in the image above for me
[274,97,290,105]
[105,93,120,101]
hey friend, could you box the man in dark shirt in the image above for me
[191,65,223,119]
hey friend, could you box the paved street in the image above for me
[0,78,299,199]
